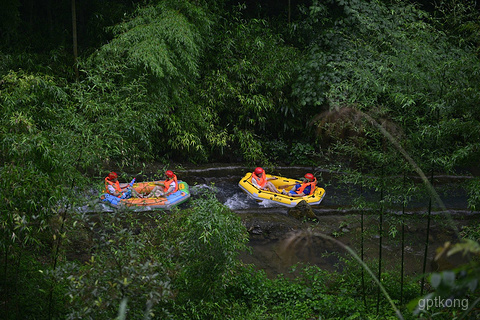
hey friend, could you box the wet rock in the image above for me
[248,224,264,235]
[288,200,316,220]
[239,211,303,239]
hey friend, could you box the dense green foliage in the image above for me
[1,0,480,318]
[297,0,480,172]
[1,0,479,168]
[50,195,427,320]
[53,194,248,319]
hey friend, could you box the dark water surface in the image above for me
[175,164,471,212]
[171,164,476,278]
[93,164,478,278]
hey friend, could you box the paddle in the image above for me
[278,179,318,189]
[278,183,299,189]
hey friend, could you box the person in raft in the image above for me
[145,170,178,198]
[105,171,143,199]
[251,167,282,193]
[282,173,317,197]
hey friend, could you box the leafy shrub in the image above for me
[0,251,66,320]
[166,191,249,303]
[55,210,173,320]
[466,178,480,212]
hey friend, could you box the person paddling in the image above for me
[104,172,143,199]
[251,167,282,193]
[282,173,317,197]
[145,170,178,198]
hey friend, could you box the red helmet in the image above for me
[165,170,174,178]
[107,172,118,180]
[254,167,264,175]
[304,173,314,181]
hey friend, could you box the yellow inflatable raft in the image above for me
[238,173,326,207]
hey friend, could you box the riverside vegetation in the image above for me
[1,0,480,319]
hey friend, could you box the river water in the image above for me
[177,164,471,212]
[88,164,478,278]
[164,164,476,278]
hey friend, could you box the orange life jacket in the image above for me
[163,174,178,193]
[295,178,317,195]
[105,178,122,198]
[251,172,267,188]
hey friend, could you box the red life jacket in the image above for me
[105,178,122,198]
[251,172,267,188]
[295,178,317,195]
[163,174,178,193]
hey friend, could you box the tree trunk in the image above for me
[400,172,406,304]
[421,169,434,295]
[71,0,79,80]
[288,0,291,24]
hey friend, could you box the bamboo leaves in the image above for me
[95,3,204,89]
[466,178,480,211]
